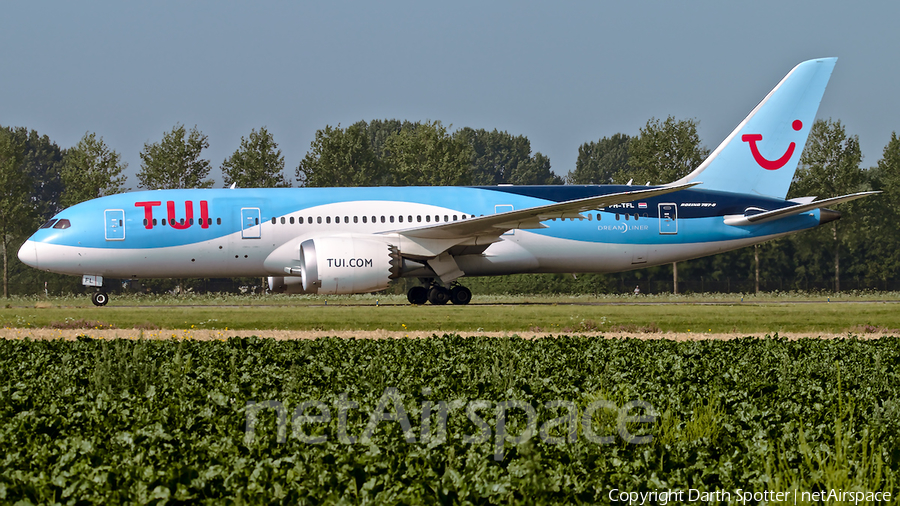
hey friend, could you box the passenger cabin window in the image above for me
[53,219,71,229]
[40,219,58,229]
[216,218,221,225]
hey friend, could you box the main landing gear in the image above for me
[407,283,472,305]
[91,291,110,306]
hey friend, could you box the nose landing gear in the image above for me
[82,274,108,306]
[91,291,110,306]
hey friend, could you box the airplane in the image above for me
[18,57,877,306]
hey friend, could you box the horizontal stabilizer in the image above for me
[724,191,880,226]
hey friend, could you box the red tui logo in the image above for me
[742,120,803,171]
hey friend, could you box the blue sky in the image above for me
[2,1,897,187]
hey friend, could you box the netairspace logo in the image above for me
[243,387,655,461]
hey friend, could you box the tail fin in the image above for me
[671,58,837,199]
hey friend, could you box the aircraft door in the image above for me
[241,208,261,239]
[104,209,125,241]
[658,203,677,234]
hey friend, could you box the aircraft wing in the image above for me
[724,191,880,226]
[399,182,700,240]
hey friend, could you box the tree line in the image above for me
[2,116,898,296]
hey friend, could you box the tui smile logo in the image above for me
[741,120,803,170]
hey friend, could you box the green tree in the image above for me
[0,128,29,297]
[137,124,214,189]
[790,119,865,292]
[296,124,386,187]
[354,119,412,159]
[221,127,289,188]
[454,128,561,185]
[383,120,472,186]
[567,133,631,184]
[0,127,71,296]
[60,132,128,207]
[19,129,66,222]
[855,132,900,287]
[507,152,561,185]
[626,117,709,185]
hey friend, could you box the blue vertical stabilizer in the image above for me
[672,58,837,199]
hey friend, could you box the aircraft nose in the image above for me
[17,240,39,269]
[819,208,841,224]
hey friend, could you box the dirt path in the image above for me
[0,328,890,341]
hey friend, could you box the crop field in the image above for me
[2,335,898,504]
[2,294,899,504]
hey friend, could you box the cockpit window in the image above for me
[52,219,71,229]
[39,219,58,229]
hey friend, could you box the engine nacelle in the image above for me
[267,276,310,294]
[299,236,400,294]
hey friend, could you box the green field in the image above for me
[3,294,900,333]
[4,295,899,503]
[1,335,897,504]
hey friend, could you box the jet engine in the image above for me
[281,236,401,294]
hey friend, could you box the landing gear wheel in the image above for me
[450,286,472,305]
[407,286,428,305]
[92,291,109,307]
[427,286,451,305]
